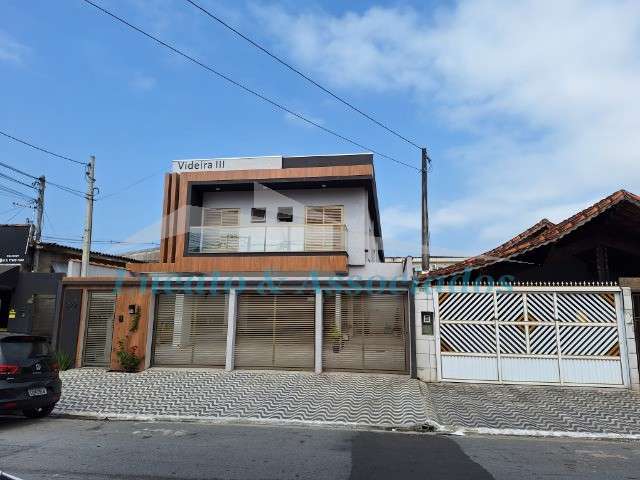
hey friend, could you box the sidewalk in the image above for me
[54,368,431,429]
[54,368,640,438]
[424,382,640,438]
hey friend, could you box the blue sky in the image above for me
[1,0,639,258]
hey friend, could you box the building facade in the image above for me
[414,190,640,390]
[61,154,416,375]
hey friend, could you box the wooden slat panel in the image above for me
[322,292,407,373]
[235,293,315,370]
[127,254,349,274]
[83,291,116,367]
[152,293,228,366]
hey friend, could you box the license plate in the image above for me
[28,387,47,397]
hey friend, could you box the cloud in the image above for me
[0,30,29,64]
[130,72,157,91]
[253,1,640,254]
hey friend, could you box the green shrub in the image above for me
[116,341,141,373]
[55,351,73,371]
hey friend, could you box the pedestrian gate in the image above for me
[436,289,628,386]
[82,291,116,367]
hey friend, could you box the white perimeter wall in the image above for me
[202,187,372,265]
[415,287,437,381]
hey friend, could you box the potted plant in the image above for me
[116,340,141,373]
[328,326,342,353]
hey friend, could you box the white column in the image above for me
[225,289,237,372]
[315,289,323,374]
[622,288,639,391]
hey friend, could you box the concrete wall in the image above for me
[622,287,640,391]
[414,288,437,382]
[201,187,370,265]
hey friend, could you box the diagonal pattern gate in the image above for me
[436,289,627,386]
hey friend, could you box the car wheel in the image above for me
[22,404,56,419]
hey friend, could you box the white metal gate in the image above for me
[435,288,629,386]
[82,291,116,367]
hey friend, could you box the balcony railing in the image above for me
[188,224,348,254]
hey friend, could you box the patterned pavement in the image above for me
[55,368,640,435]
[54,368,429,428]
[425,382,640,435]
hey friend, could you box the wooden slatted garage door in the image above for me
[152,293,228,366]
[235,293,315,370]
[82,291,116,367]
[322,292,408,373]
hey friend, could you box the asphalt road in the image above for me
[1,416,639,479]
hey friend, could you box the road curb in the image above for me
[51,410,442,433]
[440,426,640,441]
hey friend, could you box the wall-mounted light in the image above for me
[321,184,327,188]
[128,304,137,315]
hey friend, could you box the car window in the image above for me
[0,337,52,362]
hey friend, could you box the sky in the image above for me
[1,0,639,258]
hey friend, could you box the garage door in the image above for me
[322,292,408,373]
[82,291,115,367]
[152,293,228,366]
[437,290,627,386]
[235,293,315,370]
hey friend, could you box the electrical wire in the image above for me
[81,0,423,173]
[0,182,36,202]
[0,171,36,190]
[6,207,25,223]
[0,130,86,166]
[43,235,159,246]
[0,160,86,198]
[184,0,423,151]
[96,169,164,201]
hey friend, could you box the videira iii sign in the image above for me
[172,156,282,173]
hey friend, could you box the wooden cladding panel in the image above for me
[162,165,371,265]
[109,287,152,371]
[126,254,348,274]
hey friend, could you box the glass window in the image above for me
[0,337,52,362]
[251,207,266,223]
[277,207,293,223]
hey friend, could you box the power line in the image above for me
[0,182,36,202]
[6,207,25,223]
[97,169,164,201]
[81,0,422,173]
[43,234,159,246]
[0,130,86,166]
[0,171,36,190]
[0,160,86,198]
[184,0,422,151]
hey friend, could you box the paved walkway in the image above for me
[55,368,640,437]
[424,382,640,436]
[55,368,430,428]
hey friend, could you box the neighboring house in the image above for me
[61,154,415,375]
[414,190,640,390]
[0,224,138,341]
[425,190,640,283]
[122,247,160,263]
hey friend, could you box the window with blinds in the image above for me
[152,293,228,366]
[31,294,57,338]
[82,291,116,367]
[304,205,345,251]
[322,292,407,373]
[235,293,315,370]
[201,207,240,252]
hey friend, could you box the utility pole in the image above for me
[81,156,96,277]
[421,147,430,273]
[34,175,45,242]
[32,175,46,272]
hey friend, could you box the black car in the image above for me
[0,333,62,418]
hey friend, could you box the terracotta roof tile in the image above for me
[423,189,640,280]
